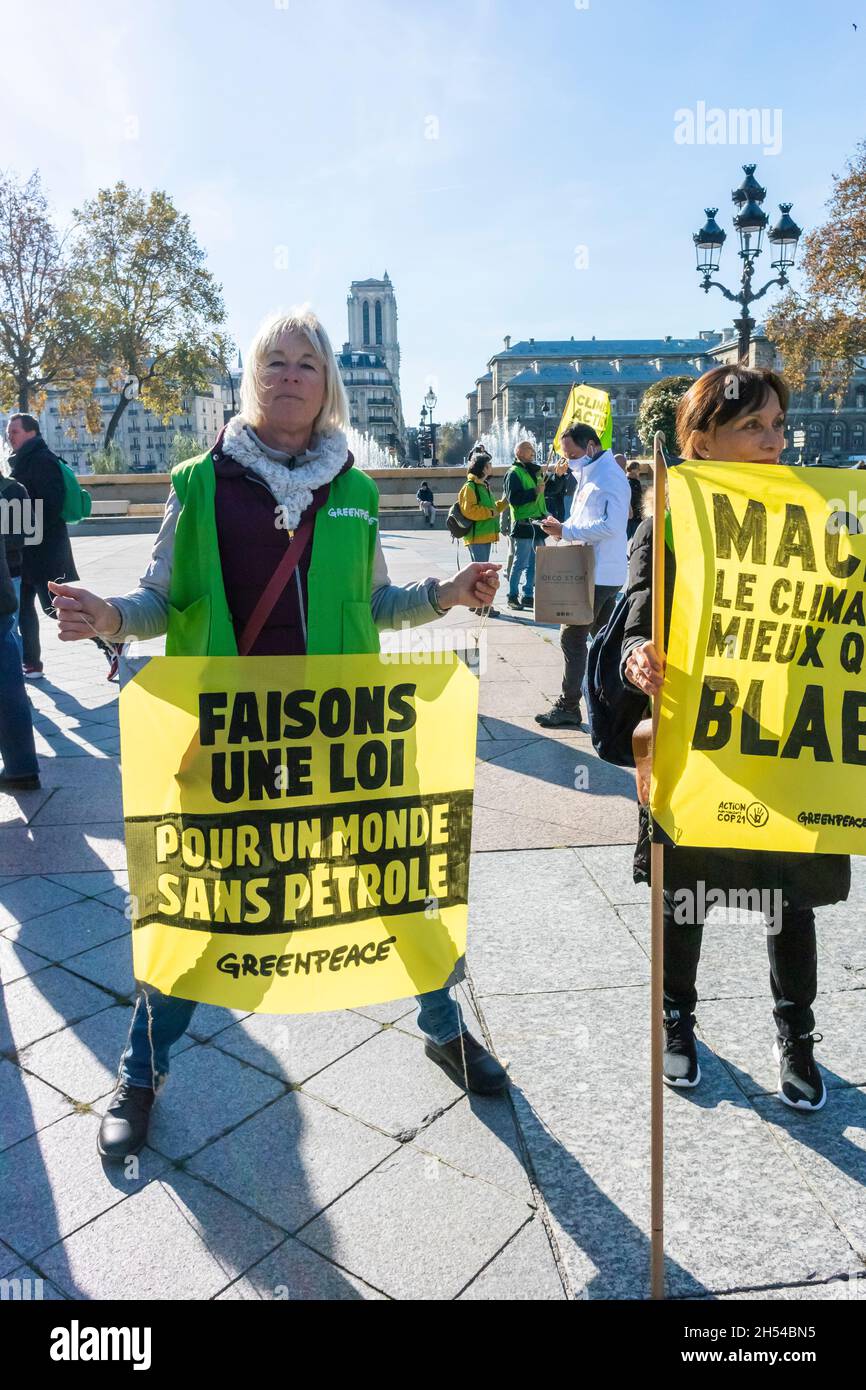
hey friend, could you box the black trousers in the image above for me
[663,891,817,1038]
[18,579,55,667]
[559,584,620,709]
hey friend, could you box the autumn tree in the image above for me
[767,142,866,397]
[73,183,226,448]
[0,170,94,415]
[435,419,469,466]
[636,376,694,452]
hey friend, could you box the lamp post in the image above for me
[541,399,553,460]
[693,164,801,364]
[419,405,428,466]
[424,387,438,467]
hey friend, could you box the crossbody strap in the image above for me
[238,515,315,656]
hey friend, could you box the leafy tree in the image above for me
[636,376,694,452]
[72,183,226,449]
[436,419,469,466]
[168,431,205,466]
[0,170,95,415]
[767,142,866,398]
[89,442,126,474]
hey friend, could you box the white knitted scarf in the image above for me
[221,415,349,532]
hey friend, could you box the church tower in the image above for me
[347,272,401,388]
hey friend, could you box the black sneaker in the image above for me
[774,1032,826,1111]
[506,596,522,611]
[663,1010,701,1088]
[97,1080,156,1160]
[424,1031,509,1094]
[520,596,535,610]
[535,699,583,729]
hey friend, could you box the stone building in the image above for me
[340,273,406,460]
[467,329,866,462]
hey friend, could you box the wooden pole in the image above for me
[650,431,668,1300]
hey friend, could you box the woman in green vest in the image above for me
[50,307,507,1161]
[458,446,507,616]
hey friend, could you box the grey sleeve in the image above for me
[107,488,180,640]
[369,532,443,630]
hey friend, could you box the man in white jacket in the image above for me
[535,423,631,728]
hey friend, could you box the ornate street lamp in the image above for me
[541,399,553,460]
[693,164,801,363]
[424,388,438,466]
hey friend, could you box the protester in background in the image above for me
[0,534,39,789]
[0,466,29,657]
[457,447,507,617]
[504,440,547,611]
[626,461,643,540]
[621,364,846,1110]
[51,306,508,1161]
[535,424,630,728]
[7,414,77,680]
[416,478,435,526]
[543,456,576,524]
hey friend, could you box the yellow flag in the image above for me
[120,653,478,1013]
[652,461,866,855]
[552,384,613,455]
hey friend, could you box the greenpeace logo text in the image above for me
[50,1320,152,1371]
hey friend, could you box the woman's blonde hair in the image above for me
[240,306,349,434]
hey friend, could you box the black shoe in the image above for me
[774,1032,826,1111]
[535,699,583,729]
[0,772,41,791]
[663,1010,701,1088]
[97,1081,155,1160]
[424,1031,509,1094]
[506,596,522,611]
[520,596,535,609]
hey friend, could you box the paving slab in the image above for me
[187,1090,397,1232]
[458,1216,565,1300]
[0,825,128,875]
[0,1110,167,1263]
[0,876,84,930]
[61,933,135,999]
[300,1145,530,1300]
[37,1172,284,1301]
[3,899,128,965]
[471,805,599,853]
[44,870,129,899]
[467,848,649,997]
[0,966,114,1054]
[351,998,414,1025]
[0,788,55,828]
[0,935,51,985]
[575,842,649,904]
[412,1093,535,1204]
[146,1043,286,1162]
[0,1057,74,1150]
[303,1027,465,1140]
[17,1006,143,1106]
[213,1009,381,1084]
[217,1237,387,1300]
[4,1267,67,1299]
[186,1003,252,1041]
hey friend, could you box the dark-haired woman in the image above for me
[458,446,507,614]
[621,365,849,1112]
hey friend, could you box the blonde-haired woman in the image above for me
[50,307,506,1160]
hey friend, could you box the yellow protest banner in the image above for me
[552,384,614,455]
[120,653,478,1013]
[652,462,866,855]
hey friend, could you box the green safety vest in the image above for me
[165,452,381,657]
[508,462,547,526]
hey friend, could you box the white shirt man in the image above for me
[535,424,631,727]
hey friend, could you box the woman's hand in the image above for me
[47,582,122,641]
[624,640,665,697]
[437,563,501,612]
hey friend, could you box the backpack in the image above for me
[446,500,472,539]
[56,457,92,523]
[585,589,649,767]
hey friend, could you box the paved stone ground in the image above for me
[1,529,865,1301]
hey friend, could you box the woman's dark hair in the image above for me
[676,365,789,457]
[468,450,492,477]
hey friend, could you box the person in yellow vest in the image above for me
[49,307,507,1161]
[457,445,507,615]
[504,440,547,611]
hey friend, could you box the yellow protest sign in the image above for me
[552,384,614,454]
[652,462,866,855]
[120,653,478,1013]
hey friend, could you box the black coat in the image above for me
[0,475,29,577]
[0,537,16,616]
[623,517,850,909]
[10,435,78,585]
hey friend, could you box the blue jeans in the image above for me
[11,577,22,659]
[508,536,539,600]
[0,612,38,778]
[468,541,491,563]
[121,983,465,1089]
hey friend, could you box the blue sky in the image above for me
[3,0,863,421]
